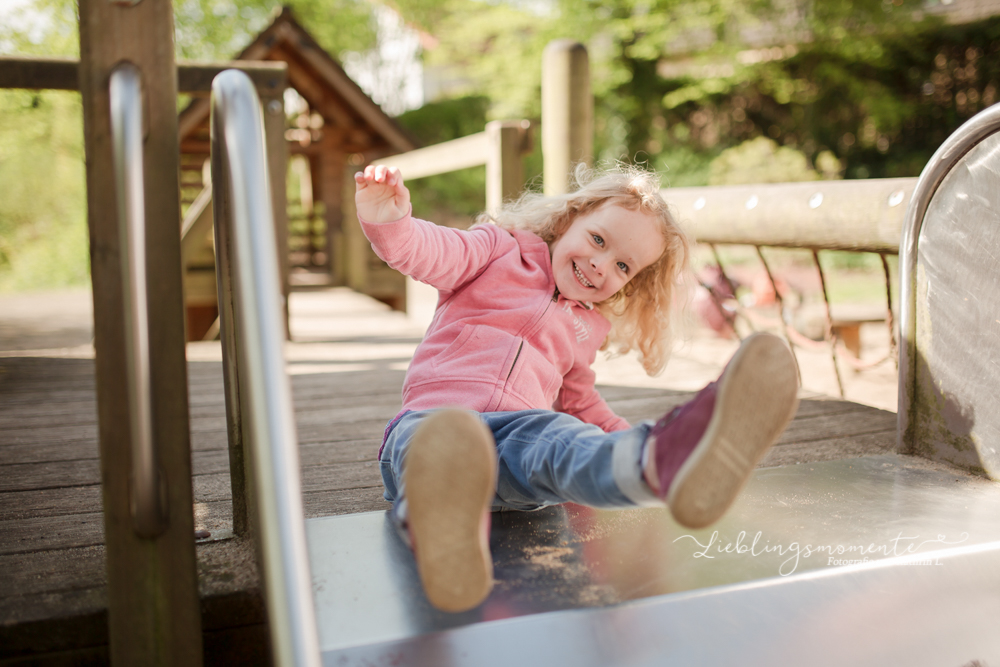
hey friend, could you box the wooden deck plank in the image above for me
[761,431,896,467]
[0,486,104,521]
[0,511,106,555]
[0,401,893,490]
[777,409,896,445]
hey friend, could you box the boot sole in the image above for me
[405,409,497,613]
[668,333,799,529]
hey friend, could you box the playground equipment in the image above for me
[3,2,1000,664]
[899,104,1000,477]
[214,63,1000,667]
[209,69,320,667]
[177,10,418,337]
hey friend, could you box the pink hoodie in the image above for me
[361,213,630,433]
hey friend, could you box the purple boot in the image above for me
[644,332,799,528]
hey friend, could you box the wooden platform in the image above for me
[0,289,905,664]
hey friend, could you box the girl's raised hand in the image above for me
[354,164,410,223]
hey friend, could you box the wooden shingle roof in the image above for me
[178,6,417,156]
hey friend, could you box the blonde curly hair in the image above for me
[481,164,689,376]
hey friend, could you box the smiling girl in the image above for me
[355,163,798,613]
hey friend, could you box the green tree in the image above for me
[173,0,377,60]
[394,95,491,221]
[0,0,380,291]
[394,0,1000,183]
[0,88,88,291]
[0,0,85,290]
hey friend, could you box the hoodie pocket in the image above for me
[502,338,562,407]
[431,324,521,379]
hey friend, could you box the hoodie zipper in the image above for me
[506,340,524,381]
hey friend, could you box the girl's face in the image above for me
[549,203,666,303]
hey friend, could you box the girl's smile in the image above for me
[573,262,594,288]
[550,203,666,303]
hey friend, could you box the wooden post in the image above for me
[486,120,530,215]
[542,40,592,195]
[78,0,202,664]
[263,94,290,338]
[317,134,356,289]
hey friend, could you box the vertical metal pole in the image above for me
[708,244,740,303]
[754,246,802,385]
[211,69,321,667]
[880,252,898,369]
[78,0,203,663]
[705,243,744,340]
[542,40,592,195]
[812,249,846,398]
[109,63,168,538]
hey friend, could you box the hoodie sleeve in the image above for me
[360,212,506,293]
[558,354,631,433]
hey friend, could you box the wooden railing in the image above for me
[0,55,287,94]
[371,119,533,212]
[669,178,914,253]
[669,177,913,396]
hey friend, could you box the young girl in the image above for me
[355,163,798,613]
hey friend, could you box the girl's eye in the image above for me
[592,234,604,246]
[617,261,629,273]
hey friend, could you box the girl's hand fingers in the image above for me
[386,167,401,187]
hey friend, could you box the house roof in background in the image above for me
[178,6,417,156]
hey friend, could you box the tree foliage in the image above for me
[173,0,377,60]
[394,95,491,221]
[2,0,999,290]
[0,0,380,291]
[393,0,1000,182]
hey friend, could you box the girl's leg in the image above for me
[486,332,799,528]
[377,332,797,610]
[379,409,496,613]
[644,332,798,528]
[481,410,661,511]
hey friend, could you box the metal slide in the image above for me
[209,73,1000,666]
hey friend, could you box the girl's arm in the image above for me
[355,166,504,292]
[559,361,631,432]
[354,164,410,223]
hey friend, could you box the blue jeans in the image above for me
[379,409,663,513]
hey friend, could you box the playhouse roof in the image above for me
[178,6,417,157]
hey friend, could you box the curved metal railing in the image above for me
[109,62,167,538]
[897,103,1000,449]
[210,69,320,667]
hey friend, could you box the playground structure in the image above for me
[177,9,418,339]
[1,2,1000,665]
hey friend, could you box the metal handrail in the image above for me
[210,69,321,667]
[897,103,1000,451]
[109,62,166,538]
